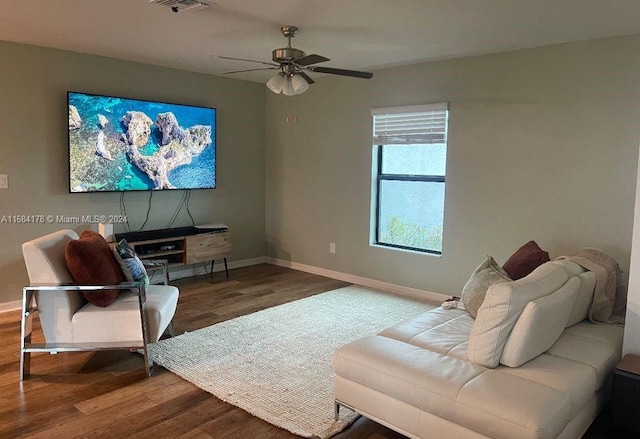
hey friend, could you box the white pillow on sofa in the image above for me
[467,262,569,368]
[567,271,596,327]
[548,259,595,327]
[500,277,579,367]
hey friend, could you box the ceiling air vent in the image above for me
[148,0,209,13]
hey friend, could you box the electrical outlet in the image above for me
[0,174,7,189]
[329,242,336,254]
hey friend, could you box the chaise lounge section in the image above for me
[332,259,624,439]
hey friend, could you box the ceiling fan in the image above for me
[219,25,374,95]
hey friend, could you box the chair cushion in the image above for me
[72,284,179,343]
[467,262,568,368]
[461,256,512,318]
[500,277,579,367]
[502,240,550,280]
[65,230,125,307]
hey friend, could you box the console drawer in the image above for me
[185,232,231,264]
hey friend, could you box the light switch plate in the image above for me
[0,174,7,189]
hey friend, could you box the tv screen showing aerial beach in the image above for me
[68,92,216,192]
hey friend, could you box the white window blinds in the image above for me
[372,103,448,145]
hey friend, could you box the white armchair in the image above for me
[20,229,179,380]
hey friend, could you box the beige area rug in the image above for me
[148,285,436,438]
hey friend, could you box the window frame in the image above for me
[374,145,446,255]
[371,103,449,255]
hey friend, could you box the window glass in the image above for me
[377,180,444,253]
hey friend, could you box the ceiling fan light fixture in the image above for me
[291,74,309,94]
[282,76,296,96]
[267,73,309,96]
[266,73,285,94]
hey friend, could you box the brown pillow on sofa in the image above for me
[502,240,550,280]
[65,230,125,307]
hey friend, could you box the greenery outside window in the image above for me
[372,103,449,254]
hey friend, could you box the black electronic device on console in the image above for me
[115,226,198,243]
[114,224,228,243]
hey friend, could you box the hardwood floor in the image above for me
[0,264,617,438]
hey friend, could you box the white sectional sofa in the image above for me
[332,259,624,439]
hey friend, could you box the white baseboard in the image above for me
[270,258,449,303]
[0,300,21,313]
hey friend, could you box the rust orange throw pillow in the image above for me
[65,230,125,307]
[502,240,550,280]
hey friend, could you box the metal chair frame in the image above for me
[19,281,173,380]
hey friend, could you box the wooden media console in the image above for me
[115,227,231,280]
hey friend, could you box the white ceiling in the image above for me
[1,0,639,84]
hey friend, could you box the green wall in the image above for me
[0,41,266,304]
[3,34,640,306]
[265,35,640,296]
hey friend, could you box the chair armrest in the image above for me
[21,282,148,320]
[25,282,144,292]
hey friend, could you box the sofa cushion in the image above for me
[502,240,550,280]
[379,308,473,360]
[332,336,487,421]
[567,272,596,327]
[547,259,595,327]
[547,321,623,389]
[456,368,572,439]
[65,230,126,307]
[500,277,579,367]
[461,256,512,318]
[497,353,597,419]
[467,262,568,368]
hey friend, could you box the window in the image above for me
[372,103,449,255]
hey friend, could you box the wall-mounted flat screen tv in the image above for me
[68,91,216,192]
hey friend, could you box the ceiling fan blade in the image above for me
[309,66,373,79]
[294,54,330,66]
[297,71,315,85]
[217,56,279,68]
[222,67,279,75]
